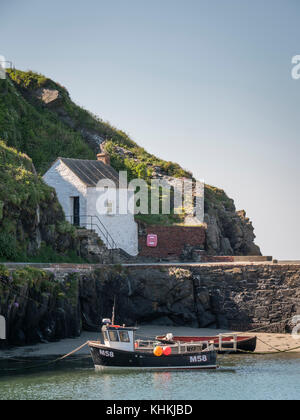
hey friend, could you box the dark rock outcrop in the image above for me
[2,263,299,347]
[34,88,63,107]
[0,268,81,346]
[204,196,261,256]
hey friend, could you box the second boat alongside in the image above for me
[156,334,257,354]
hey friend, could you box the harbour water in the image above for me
[0,354,299,400]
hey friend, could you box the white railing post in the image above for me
[219,334,223,351]
[233,334,237,352]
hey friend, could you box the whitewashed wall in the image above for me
[43,159,138,256]
[43,160,88,220]
[86,188,138,256]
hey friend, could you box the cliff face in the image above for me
[0,69,261,256]
[82,264,299,332]
[0,266,81,345]
[204,201,261,256]
[0,142,79,261]
[1,263,299,346]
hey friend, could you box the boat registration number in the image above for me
[190,355,208,363]
[99,349,114,358]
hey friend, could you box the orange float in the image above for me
[153,346,163,357]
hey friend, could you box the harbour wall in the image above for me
[0,263,299,346]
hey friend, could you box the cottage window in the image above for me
[106,200,114,215]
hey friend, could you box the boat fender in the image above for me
[163,347,172,356]
[153,346,163,357]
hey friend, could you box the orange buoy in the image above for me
[163,346,172,356]
[153,346,163,357]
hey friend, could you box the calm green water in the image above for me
[0,354,299,400]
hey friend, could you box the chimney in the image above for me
[97,143,111,165]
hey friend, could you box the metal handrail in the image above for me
[66,214,118,251]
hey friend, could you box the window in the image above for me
[106,200,114,215]
[108,330,119,342]
[119,331,130,343]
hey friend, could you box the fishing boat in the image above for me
[156,334,257,354]
[88,319,218,372]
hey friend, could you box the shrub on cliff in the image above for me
[0,141,81,262]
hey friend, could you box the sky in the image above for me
[1,0,299,259]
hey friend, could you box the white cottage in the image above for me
[43,150,138,256]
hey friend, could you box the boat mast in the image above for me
[111,296,116,325]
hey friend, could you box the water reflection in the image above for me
[0,354,299,400]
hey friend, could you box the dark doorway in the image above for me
[73,197,80,226]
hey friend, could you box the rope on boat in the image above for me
[1,335,300,373]
[0,341,89,372]
[256,337,286,353]
[57,341,89,361]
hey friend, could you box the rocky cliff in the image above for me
[1,263,299,346]
[0,69,261,257]
[0,141,79,262]
[0,266,81,346]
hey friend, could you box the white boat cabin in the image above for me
[101,319,137,352]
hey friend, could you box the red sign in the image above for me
[147,234,158,248]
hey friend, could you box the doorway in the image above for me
[72,197,80,226]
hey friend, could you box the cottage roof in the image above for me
[59,158,119,187]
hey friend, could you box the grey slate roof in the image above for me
[60,158,119,187]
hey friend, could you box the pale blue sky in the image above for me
[1,0,299,259]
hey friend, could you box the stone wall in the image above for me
[1,263,300,346]
[120,264,300,332]
[79,263,300,333]
[138,224,206,259]
[190,264,300,332]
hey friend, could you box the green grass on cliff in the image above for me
[0,141,85,262]
[0,71,94,174]
[0,265,79,310]
[0,140,52,208]
[1,69,193,180]
[0,69,234,229]
[0,141,50,260]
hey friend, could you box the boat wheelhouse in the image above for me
[88,320,218,372]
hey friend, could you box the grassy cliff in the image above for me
[0,140,81,261]
[2,69,191,179]
[0,69,261,257]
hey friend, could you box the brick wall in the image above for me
[138,225,206,259]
